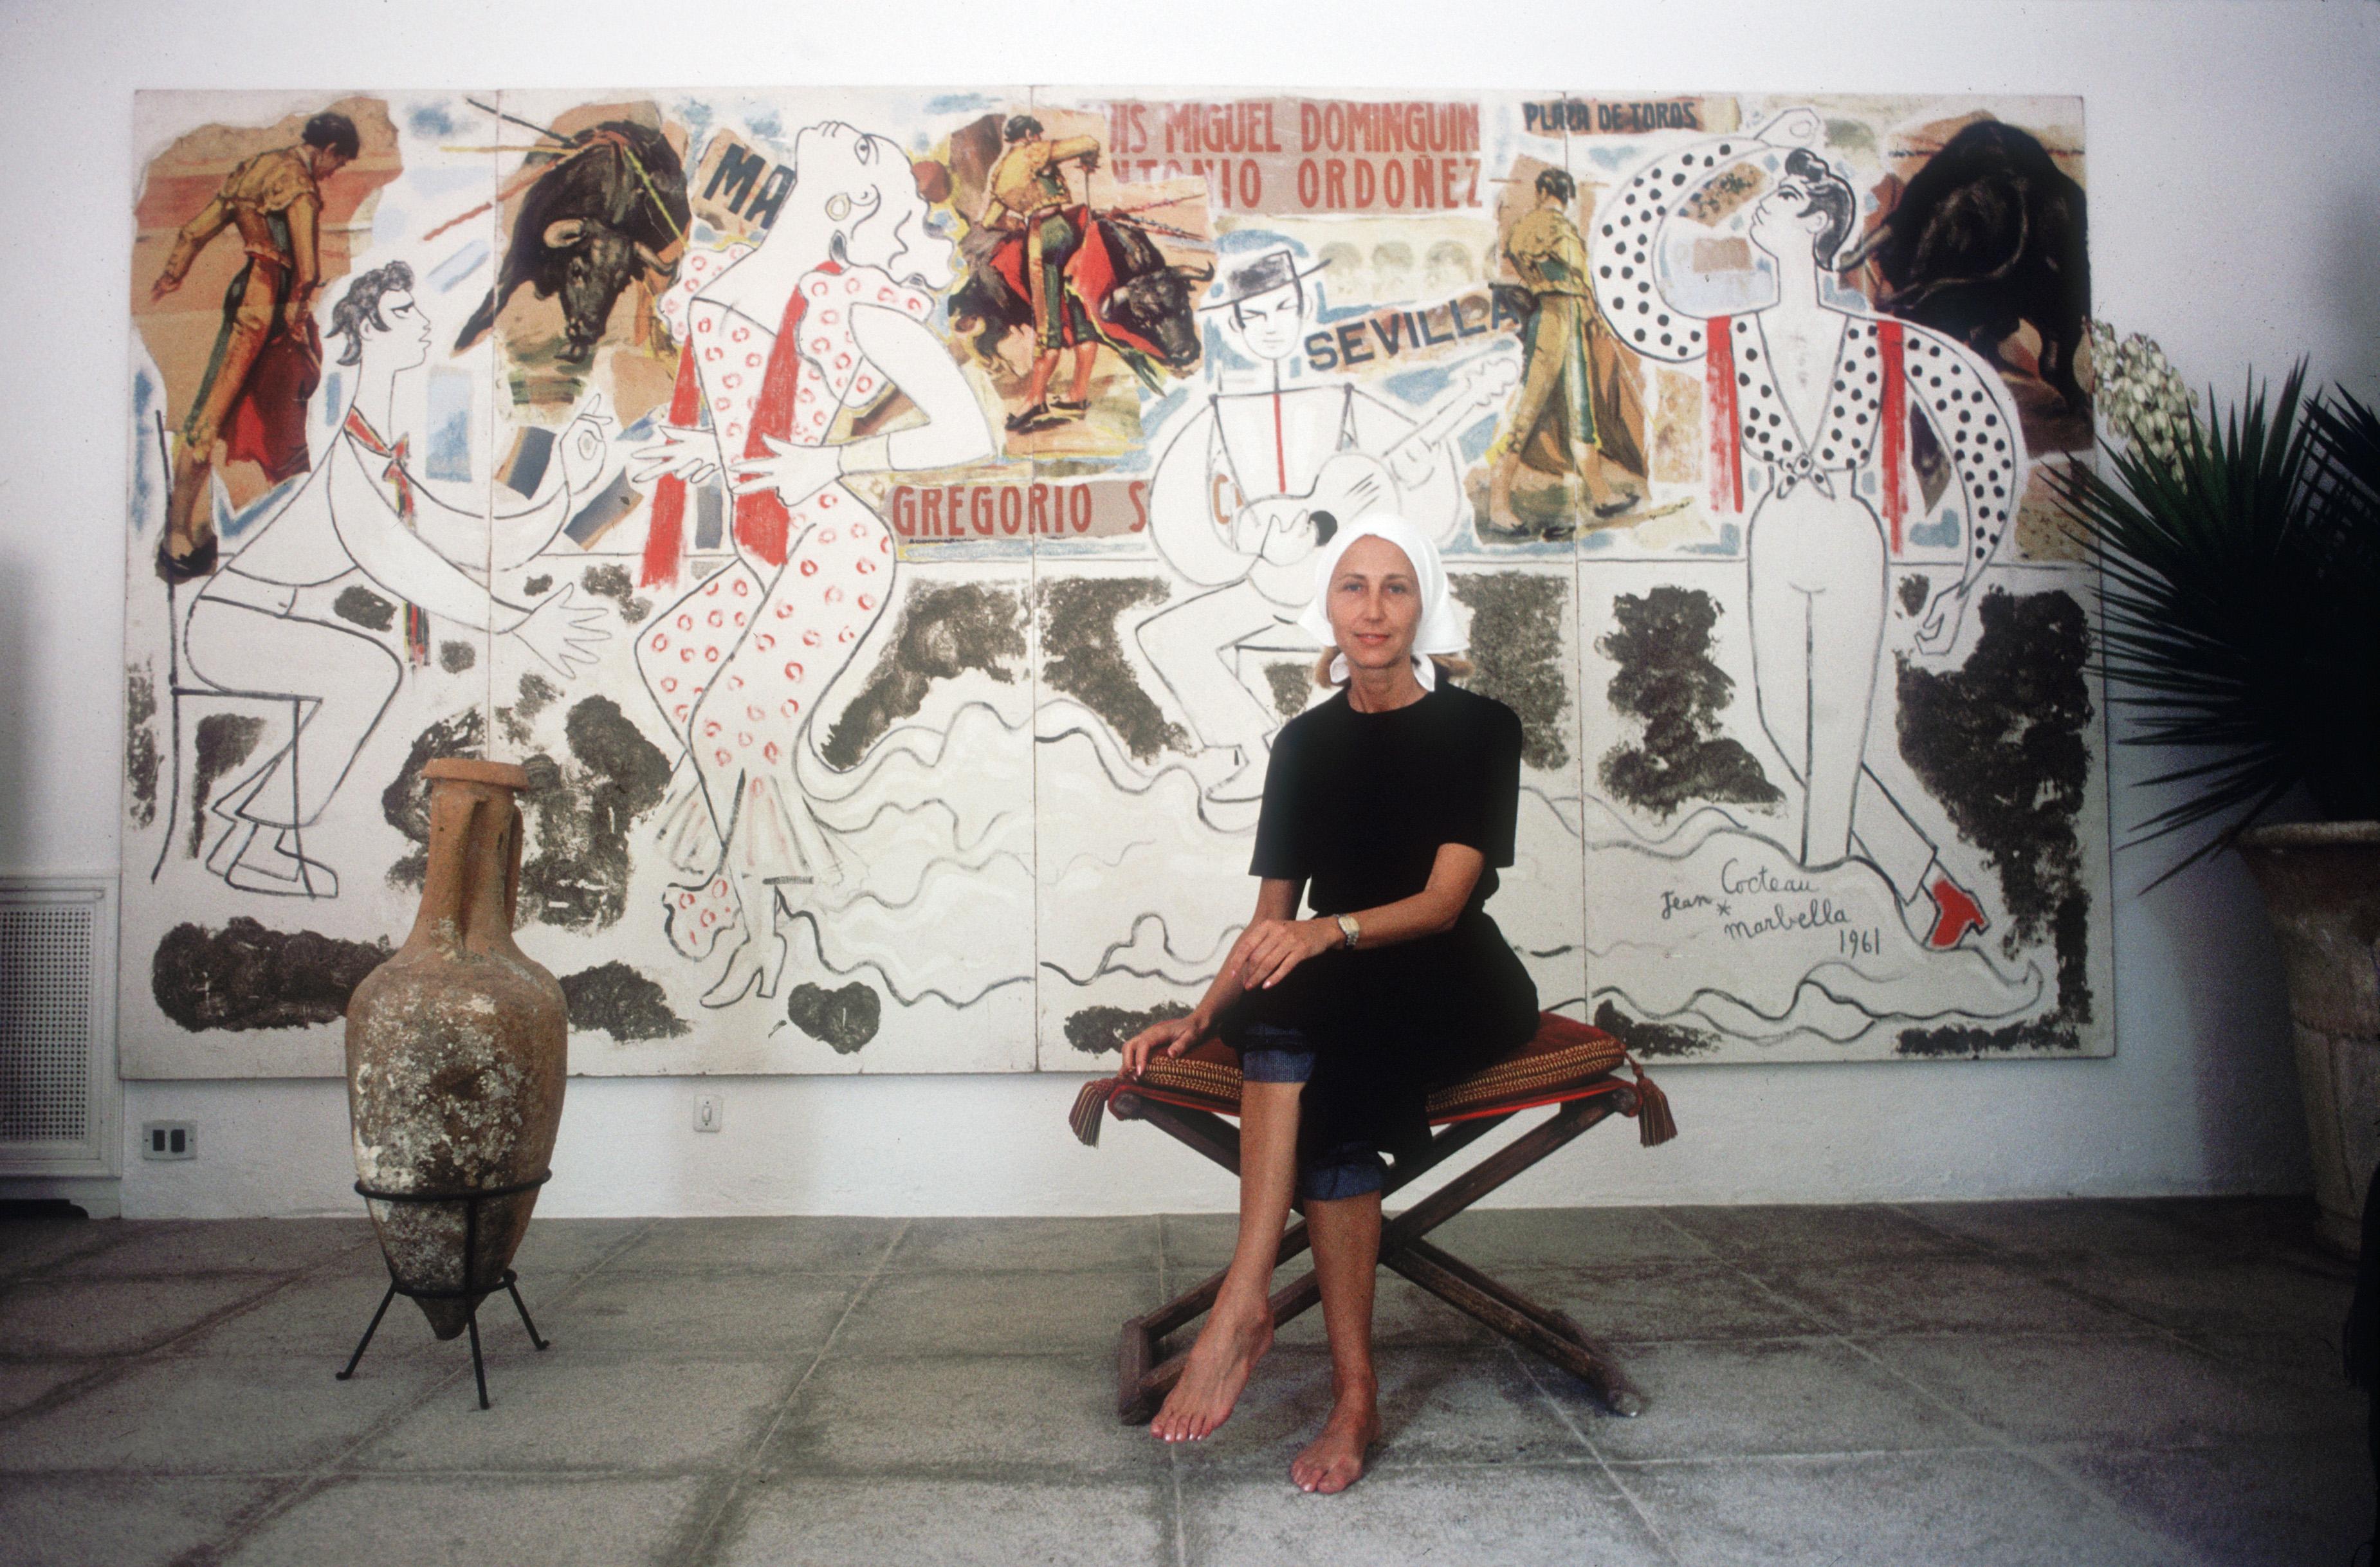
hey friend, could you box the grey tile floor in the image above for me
[0,1199,2363,1566]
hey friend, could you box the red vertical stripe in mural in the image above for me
[1706,316,1741,515]
[1878,318,1906,553]
[640,344,704,589]
[732,273,828,569]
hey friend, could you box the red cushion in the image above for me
[1069,1011,1670,1147]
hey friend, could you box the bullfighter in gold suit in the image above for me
[150,111,360,581]
[1489,167,1646,531]
[975,114,1103,429]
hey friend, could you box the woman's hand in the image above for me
[1231,917,1338,991]
[627,425,721,487]
[1914,579,1972,656]
[730,435,843,509]
[1120,1013,1206,1079]
[1756,107,1821,149]
[509,583,610,677]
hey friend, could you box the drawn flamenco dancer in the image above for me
[181,262,611,895]
[628,121,996,1005]
[1140,245,1515,802]
[1589,109,2023,950]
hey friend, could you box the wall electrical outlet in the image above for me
[693,1094,724,1133]
[141,1121,197,1160]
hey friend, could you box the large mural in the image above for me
[121,89,2109,1077]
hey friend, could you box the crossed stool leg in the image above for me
[1068,1014,1677,1423]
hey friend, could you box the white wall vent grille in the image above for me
[0,877,117,1177]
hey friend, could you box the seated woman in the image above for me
[1120,512,1539,1493]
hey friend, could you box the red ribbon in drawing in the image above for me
[1878,316,1906,553]
[640,342,704,589]
[732,261,842,569]
[343,407,430,664]
[1705,315,1743,515]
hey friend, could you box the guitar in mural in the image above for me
[1231,352,1520,562]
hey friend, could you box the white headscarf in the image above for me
[1295,511,1465,690]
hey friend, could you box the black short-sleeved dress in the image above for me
[1220,681,1541,1169]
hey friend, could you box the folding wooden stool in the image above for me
[1069,1011,1676,1421]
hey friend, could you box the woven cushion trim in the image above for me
[1068,1016,1667,1148]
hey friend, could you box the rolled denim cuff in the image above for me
[1241,1047,1317,1084]
[1298,1146,1386,1201]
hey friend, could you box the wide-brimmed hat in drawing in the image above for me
[1196,246,1329,312]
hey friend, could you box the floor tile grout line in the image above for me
[673,1216,913,1567]
[1166,1446,1188,1567]
[1809,1296,2211,1567]
[170,1215,666,1567]
[0,1238,385,1431]
[0,1214,273,1287]
[1698,1245,2208,1562]
[1505,1341,1685,1565]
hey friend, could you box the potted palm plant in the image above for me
[2055,327,2379,1254]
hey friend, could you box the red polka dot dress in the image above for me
[636,259,937,960]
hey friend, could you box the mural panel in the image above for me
[122,88,2105,1074]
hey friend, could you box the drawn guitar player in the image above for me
[1139,245,1517,800]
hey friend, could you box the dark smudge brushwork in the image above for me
[1592,1000,1720,1059]
[1451,573,1571,772]
[1898,574,1932,617]
[515,696,672,931]
[1596,586,1780,820]
[580,562,652,625]
[1039,577,1187,764]
[523,574,554,596]
[1065,1001,1192,1056]
[821,583,1026,771]
[333,585,398,632]
[497,670,564,749]
[1895,587,2094,1056]
[516,672,562,720]
[125,662,159,828]
[383,709,487,888]
[437,640,478,674]
[189,713,267,857]
[786,981,883,1053]
[152,917,390,1032]
[560,961,690,1042]
[1265,661,1314,721]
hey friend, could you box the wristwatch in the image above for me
[1335,913,1361,951]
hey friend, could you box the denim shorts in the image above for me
[1239,1025,1386,1201]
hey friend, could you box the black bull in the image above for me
[456,122,692,363]
[1836,120,2091,412]
[949,215,1210,376]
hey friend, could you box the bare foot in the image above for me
[1150,1294,1273,1443]
[1289,1389,1380,1494]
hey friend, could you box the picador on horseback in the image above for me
[955,115,1209,430]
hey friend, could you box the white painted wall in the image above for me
[4,0,2370,1217]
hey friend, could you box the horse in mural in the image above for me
[950,209,1210,388]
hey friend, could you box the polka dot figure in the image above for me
[638,262,933,933]
[1586,138,1750,363]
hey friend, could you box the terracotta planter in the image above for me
[345,759,567,1337]
[2237,821,2380,1257]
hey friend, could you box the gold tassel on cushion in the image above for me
[1070,1079,1116,1148]
[1625,1055,1678,1147]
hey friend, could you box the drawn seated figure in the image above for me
[183,262,610,897]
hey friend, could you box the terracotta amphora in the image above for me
[345,758,567,1337]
